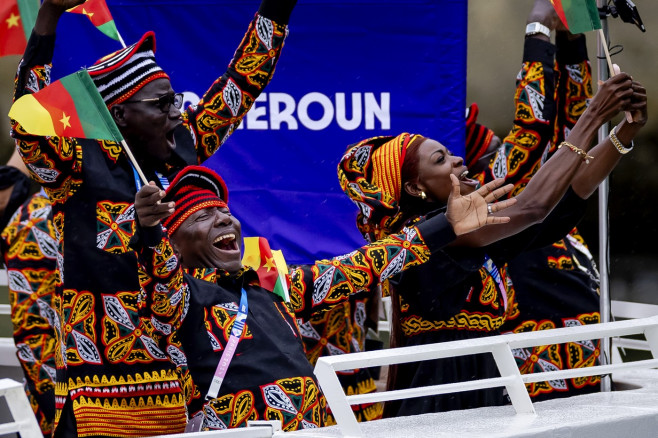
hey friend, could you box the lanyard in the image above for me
[185,281,249,433]
[206,288,248,400]
[483,255,507,311]
[132,165,169,191]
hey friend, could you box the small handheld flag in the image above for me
[10,70,123,140]
[242,237,290,302]
[550,0,620,89]
[9,69,148,184]
[67,0,126,47]
[0,0,39,57]
[550,0,601,34]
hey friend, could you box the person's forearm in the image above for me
[571,119,639,198]
[288,213,455,321]
[512,108,600,220]
[33,1,65,36]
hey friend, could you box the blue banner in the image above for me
[53,0,467,264]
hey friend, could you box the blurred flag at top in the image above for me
[67,0,123,43]
[0,0,38,57]
[550,0,602,33]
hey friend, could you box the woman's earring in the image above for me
[420,191,427,200]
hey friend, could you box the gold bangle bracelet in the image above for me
[609,126,634,155]
[558,141,594,164]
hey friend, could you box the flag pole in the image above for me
[597,29,615,73]
[596,0,612,393]
[116,30,126,48]
[121,140,149,186]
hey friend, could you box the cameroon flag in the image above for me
[242,237,290,302]
[550,0,601,34]
[68,0,122,42]
[0,0,39,57]
[9,69,124,142]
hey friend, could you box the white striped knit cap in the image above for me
[88,31,169,107]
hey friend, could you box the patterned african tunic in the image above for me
[1,190,57,437]
[299,299,383,423]
[387,190,587,417]
[9,7,291,436]
[133,213,456,431]
[475,35,601,400]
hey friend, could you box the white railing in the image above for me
[0,304,19,367]
[314,315,658,438]
[0,379,43,437]
[154,421,283,438]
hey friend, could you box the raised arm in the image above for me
[289,178,516,321]
[186,0,297,163]
[458,72,635,247]
[570,81,647,198]
[11,0,86,199]
[131,183,184,331]
[476,0,560,193]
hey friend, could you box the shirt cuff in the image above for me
[556,33,588,65]
[522,37,556,65]
[415,213,456,254]
[129,223,165,251]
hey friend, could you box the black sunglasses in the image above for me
[124,92,184,113]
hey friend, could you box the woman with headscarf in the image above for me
[337,71,646,416]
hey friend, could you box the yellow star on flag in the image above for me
[82,8,94,19]
[60,112,71,130]
[264,257,276,272]
[6,13,20,28]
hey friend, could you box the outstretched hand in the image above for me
[135,182,174,227]
[445,175,517,236]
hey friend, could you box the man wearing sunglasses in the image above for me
[10,0,296,436]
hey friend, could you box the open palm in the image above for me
[445,175,517,236]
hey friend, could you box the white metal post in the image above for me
[0,379,43,438]
[314,360,362,438]
[490,344,535,415]
[641,326,658,359]
[597,0,612,393]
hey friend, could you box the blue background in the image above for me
[52,0,467,264]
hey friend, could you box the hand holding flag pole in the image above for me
[8,69,149,187]
[550,0,633,122]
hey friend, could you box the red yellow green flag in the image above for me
[242,237,290,302]
[67,0,122,42]
[550,0,602,34]
[9,69,124,142]
[0,0,39,57]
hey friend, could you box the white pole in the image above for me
[596,0,612,393]
[121,140,148,186]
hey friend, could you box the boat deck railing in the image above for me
[314,314,658,437]
[2,275,658,437]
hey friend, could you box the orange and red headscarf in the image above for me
[338,133,425,242]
